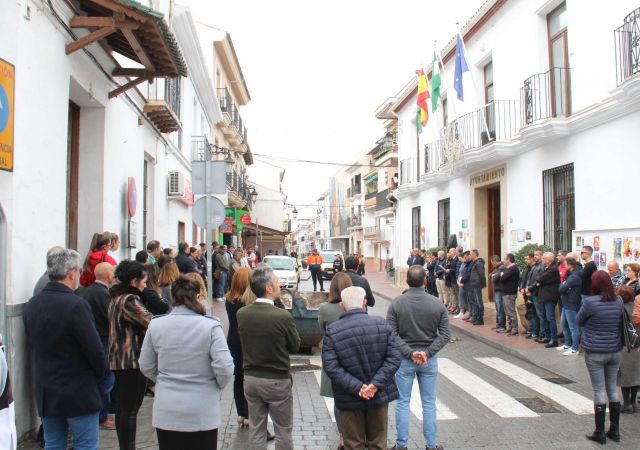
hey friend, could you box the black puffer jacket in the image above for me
[322,310,401,411]
[469,258,487,288]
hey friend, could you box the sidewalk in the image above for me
[366,270,591,385]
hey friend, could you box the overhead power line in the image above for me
[253,154,375,168]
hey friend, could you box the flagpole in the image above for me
[455,25,490,137]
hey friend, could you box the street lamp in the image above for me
[383,131,393,148]
[250,187,258,204]
[292,207,298,219]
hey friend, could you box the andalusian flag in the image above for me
[416,68,430,133]
[431,52,441,112]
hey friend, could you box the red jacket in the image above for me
[80,251,116,287]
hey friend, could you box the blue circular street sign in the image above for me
[0,85,9,133]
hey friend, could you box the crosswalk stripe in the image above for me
[476,357,593,415]
[409,379,458,421]
[439,358,539,418]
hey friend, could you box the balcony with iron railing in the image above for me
[376,189,392,211]
[521,68,571,125]
[144,77,182,133]
[217,87,248,146]
[348,214,363,229]
[364,226,378,239]
[420,100,521,176]
[370,131,399,165]
[614,7,640,85]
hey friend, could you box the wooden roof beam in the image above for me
[109,74,152,98]
[121,28,156,72]
[66,26,117,55]
[69,16,140,30]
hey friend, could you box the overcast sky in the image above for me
[184,0,485,206]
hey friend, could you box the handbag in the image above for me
[622,304,640,352]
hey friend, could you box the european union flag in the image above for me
[454,34,469,101]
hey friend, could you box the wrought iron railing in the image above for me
[364,226,378,234]
[521,67,571,125]
[348,215,363,227]
[376,189,392,210]
[191,136,211,161]
[216,87,248,143]
[614,8,640,85]
[217,87,232,112]
[364,190,377,200]
[164,77,181,118]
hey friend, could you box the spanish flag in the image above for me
[416,68,430,133]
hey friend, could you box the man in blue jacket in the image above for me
[558,258,583,354]
[322,286,401,450]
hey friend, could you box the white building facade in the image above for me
[393,0,640,282]
[0,0,229,436]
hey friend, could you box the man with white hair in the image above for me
[322,286,401,450]
[607,260,625,287]
[23,248,106,449]
[32,246,65,296]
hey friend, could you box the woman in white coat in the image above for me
[140,276,234,450]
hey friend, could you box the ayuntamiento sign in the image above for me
[0,58,15,172]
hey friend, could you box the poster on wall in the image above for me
[593,236,600,251]
[633,237,640,262]
[623,237,632,260]
[575,235,583,248]
[600,252,607,267]
[613,238,622,259]
[593,252,601,268]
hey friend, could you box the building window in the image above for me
[547,3,571,117]
[438,198,450,248]
[351,174,361,195]
[178,221,186,244]
[364,174,378,198]
[543,163,574,252]
[483,61,496,143]
[484,61,494,104]
[442,97,448,126]
[143,160,149,246]
[412,206,421,249]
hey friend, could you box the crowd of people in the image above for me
[410,244,640,445]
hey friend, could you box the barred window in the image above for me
[543,163,574,252]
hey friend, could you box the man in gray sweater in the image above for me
[387,265,450,450]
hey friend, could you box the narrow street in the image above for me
[21,272,639,449]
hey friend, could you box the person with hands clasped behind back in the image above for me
[322,286,401,450]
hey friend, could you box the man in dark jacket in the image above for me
[581,245,597,300]
[407,248,425,267]
[489,255,505,331]
[434,250,450,308]
[457,251,473,320]
[387,266,450,450]
[558,258,583,354]
[447,248,461,314]
[82,262,116,429]
[344,256,375,306]
[534,252,561,347]
[23,248,105,448]
[500,253,521,335]
[468,250,487,325]
[525,250,546,340]
[175,241,197,274]
[323,286,401,450]
[425,252,438,297]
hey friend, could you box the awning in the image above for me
[68,0,187,98]
[364,174,378,184]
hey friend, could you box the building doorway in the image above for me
[486,186,501,302]
[67,102,80,250]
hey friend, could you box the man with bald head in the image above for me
[607,260,625,287]
[82,262,116,429]
[33,246,66,296]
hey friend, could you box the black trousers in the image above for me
[157,428,218,450]
[233,372,249,418]
[309,265,323,290]
[114,369,147,450]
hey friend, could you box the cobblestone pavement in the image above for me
[20,273,640,449]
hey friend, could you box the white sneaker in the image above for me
[556,345,570,351]
[453,312,462,318]
[461,312,470,320]
[562,349,578,356]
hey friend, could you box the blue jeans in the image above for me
[395,357,438,448]
[42,411,99,450]
[532,296,548,339]
[470,288,484,320]
[458,287,467,309]
[215,270,228,298]
[98,337,115,423]
[585,351,622,404]
[560,308,581,352]
[543,300,558,342]
[494,291,505,328]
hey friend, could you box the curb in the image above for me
[372,289,569,378]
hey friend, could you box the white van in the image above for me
[319,250,345,280]
[263,255,299,290]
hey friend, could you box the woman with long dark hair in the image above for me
[577,270,624,444]
[158,255,180,305]
[143,264,170,316]
[318,272,353,450]
[139,276,234,450]
[109,260,152,450]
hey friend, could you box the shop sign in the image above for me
[0,58,15,172]
[240,213,251,225]
[127,177,137,217]
[180,178,194,206]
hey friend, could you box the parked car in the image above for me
[320,250,344,279]
[263,255,299,290]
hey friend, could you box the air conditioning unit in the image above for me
[168,171,185,197]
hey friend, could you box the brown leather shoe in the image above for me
[100,420,116,430]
